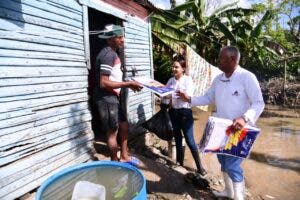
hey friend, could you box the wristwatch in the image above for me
[187,96,191,103]
[242,115,249,123]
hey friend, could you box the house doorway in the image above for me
[88,8,123,140]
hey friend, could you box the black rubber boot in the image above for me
[176,146,185,166]
[191,150,207,176]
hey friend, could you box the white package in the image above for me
[71,181,106,200]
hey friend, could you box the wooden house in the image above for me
[0,0,155,199]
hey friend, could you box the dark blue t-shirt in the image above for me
[95,46,123,103]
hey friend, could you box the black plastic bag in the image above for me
[141,104,173,141]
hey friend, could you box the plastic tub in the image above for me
[36,161,146,200]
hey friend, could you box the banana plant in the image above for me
[151,0,279,76]
[151,0,257,61]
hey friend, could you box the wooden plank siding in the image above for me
[0,0,93,199]
[0,0,154,199]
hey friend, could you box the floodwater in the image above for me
[187,105,300,200]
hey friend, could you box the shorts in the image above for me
[95,98,127,132]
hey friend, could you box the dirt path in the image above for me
[21,107,252,200]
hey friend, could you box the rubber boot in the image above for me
[213,172,234,199]
[182,145,186,163]
[176,146,184,166]
[191,150,207,176]
[167,139,176,160]
[233,181,245,200]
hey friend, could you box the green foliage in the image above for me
[251,10,273,38]
[153,51,173,84]
[151,0,299,82]
[250,0,300,80]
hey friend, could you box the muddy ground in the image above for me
[20,107,259,200]
[92,107,255,200]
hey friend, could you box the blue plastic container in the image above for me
[36,161,146,200]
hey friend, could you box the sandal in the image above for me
[124,156,141,168]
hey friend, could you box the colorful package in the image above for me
[199,116,260,158]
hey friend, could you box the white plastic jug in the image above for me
[71,181,106,200]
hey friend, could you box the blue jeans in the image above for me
[169,108,198,162]
[217,154,244,182]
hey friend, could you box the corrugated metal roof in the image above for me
[133,0,160,11]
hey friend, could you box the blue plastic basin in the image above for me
[36,161,146,200]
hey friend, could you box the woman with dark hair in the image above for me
[162,55,207,176]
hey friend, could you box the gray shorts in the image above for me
[96,98,127,132]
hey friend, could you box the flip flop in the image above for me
[125,156,141,168]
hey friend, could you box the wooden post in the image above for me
[283,58,287,105]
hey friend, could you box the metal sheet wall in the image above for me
[0,0,93,199]
[79,0,154,125]
[124,20,154,124]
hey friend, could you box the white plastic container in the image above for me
[71,181,106,200]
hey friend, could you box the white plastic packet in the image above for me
[112,174,128,199]
[71,181,106,200]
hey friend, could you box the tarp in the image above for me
[186,46,222,111]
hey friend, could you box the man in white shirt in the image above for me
[177,46,265,200]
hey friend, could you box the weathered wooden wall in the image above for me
[0,0,93,199]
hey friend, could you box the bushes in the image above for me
[260,78,300,108]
